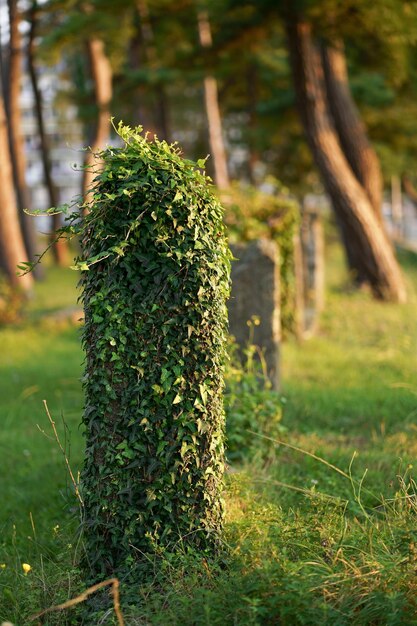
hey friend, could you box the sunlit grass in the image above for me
[1,240,417,624]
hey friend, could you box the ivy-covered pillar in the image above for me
[79,123,231,580]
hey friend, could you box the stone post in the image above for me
[300,201,325,337]
[228,239,281,390]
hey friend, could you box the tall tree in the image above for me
[28,0,68,266]
[402,174,417,215]
[197,8,230,190]
[136,0,171,141]
[0,88,33,292]
[246,61,261,184]
[286,17,406,302]
[5,0,41,276]
[125,15,155,133]
[321,40,383,218]
[82,36,113,202]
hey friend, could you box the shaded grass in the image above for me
[1,243,417,624]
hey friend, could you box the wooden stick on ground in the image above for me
[29,577,125,626]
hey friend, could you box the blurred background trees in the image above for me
[1,0,417,311]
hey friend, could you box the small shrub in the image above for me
[0,277,25,325]
[224,339,285,463]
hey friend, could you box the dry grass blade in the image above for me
[29,577,124,625]
[251,477,347,503]
[309,568,381,592]
[42,400,83,506]
[248,430,351,479]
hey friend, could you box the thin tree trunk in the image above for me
[128,30,155,132]
[246,62,260,184]
[197,9,230,190]
[6,0,42,277]
[136,0,171,141]
[82,37,112,204]
[402,174,417,218]
[0,90,33,291]
[286,18,406,303]
[28,1,68,266]
[322,41,383,217]
[391,174,403,238]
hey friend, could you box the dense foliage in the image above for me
[75,122,231,581]
[33,0,417,191]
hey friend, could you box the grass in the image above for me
[0,266,84,623]
[1,242,417,624]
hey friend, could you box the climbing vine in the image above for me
[68,122,230,580]
[221,180,299,334]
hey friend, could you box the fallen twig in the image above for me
[29,577,124,626]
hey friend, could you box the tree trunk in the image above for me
[0,90,33,292]
[391,174,403,238]
[402,175,417,204]
[4,0,43,278]
[136,0,171,141]
[286,18,406,303]
[197,10,230,190]
[322,40,384,282]
[82,37,112,204]
[402,174,417,218]
[246,62,260,184]
[127,30,154,132]
[28,1,68,266]
[334,212,367,284]
[322,41,383,217]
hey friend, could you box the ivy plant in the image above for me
[68,122,230,581]
[221,180,299,334]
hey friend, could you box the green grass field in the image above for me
[1,244,417,624]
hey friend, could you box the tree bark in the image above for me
[5,0,42,277]
[322,40,384,282]
[246,62,260,184]
[321,41,383,217]
[197,10,230,190]
[0,90,33,291]
[286,18,406,303]
[28,1,68,266]
[402,174,417,219]
[82,37,112,204]
[128,30,155,133]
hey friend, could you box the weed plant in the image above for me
[225,337,285,463]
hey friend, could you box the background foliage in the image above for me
[223,180,299,333]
